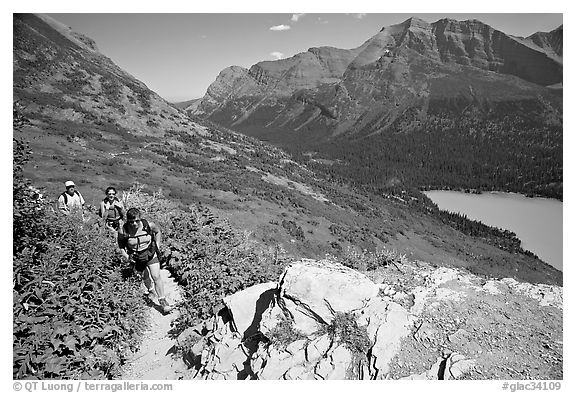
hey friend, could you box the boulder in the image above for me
[444,353,476,380]
[279,260,379,326]
[223,282,277,338]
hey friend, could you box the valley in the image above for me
[12,13,563,381]
[13,13,562,286]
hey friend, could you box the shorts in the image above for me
[134,254,159,273]
[106,219,121,230]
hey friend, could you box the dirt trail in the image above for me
[121,268,189,380]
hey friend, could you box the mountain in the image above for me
[14,14,198,137]
[172,97,202,110]
[13,13,561,286]
[188,17,562,199]
[526,25,563,58]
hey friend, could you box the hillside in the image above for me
[12,13,563,381]
[188,17,562,199]
[13,13,561,287]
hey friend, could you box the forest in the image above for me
[300,97,562,200]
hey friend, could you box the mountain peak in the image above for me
[401,16,430,27]
[381,16,430,32]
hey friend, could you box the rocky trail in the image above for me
[121,269,189,380]
[119,259,562,380]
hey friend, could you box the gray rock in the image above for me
[305,335,332,363]
[223,282,277,338]
[280,260,379,326]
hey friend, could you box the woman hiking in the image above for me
[118,208,172,314]
[99,186,125,230]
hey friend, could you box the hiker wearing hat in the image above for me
[58,180,85,216]
[99,186,125,230]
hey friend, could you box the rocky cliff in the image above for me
[188,16,562,201]
[189,17,562,140]
[180,259,562,380]
[527,25,563,59]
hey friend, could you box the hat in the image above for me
[64,180,76,188]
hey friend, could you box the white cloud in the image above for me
[352,13,367,19]
[270,52,284,60]
[291,13,306,22]
[270,24,291,31]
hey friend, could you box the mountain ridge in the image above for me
[190,16,562,117]
[187,16,562,200]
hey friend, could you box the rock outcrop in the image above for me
[181,259,562,380]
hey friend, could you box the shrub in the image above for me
[338,246,407,271]
[281,219,305,240]
[319,312,371,355]
[13,133,147,379]
[13,209,148,379]
[13,138,44,254]
[166,212,291,335]
[265,316,307,349]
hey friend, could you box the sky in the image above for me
[44,12,563,102]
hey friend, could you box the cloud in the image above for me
[352,13,367,19]
[270,24,291,31]
[270,52,284,60]
[291,13,306,22]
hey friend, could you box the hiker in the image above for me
[57,180,85,216]
[117,208,172,313]
[99,186,125,230]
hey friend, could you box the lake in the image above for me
[423,190,563,271]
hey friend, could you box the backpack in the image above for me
[60,190,82,205]
[100,198,124,221]
[123,219,157,263]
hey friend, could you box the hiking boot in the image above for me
[159,298,173,314]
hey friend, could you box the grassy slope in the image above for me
[13,14,561,286]
[15,114,562,286]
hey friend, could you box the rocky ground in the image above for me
[176,258,562,380]
[366,263,563,380]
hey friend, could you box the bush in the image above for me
[338,246,407,271]
[265,316,307,349]
[165,209,291,335]
[281,219,305,240]
[315,311,372,379]
[13,214,147,379]
[13,133,147,379]
[320,312,371,355]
